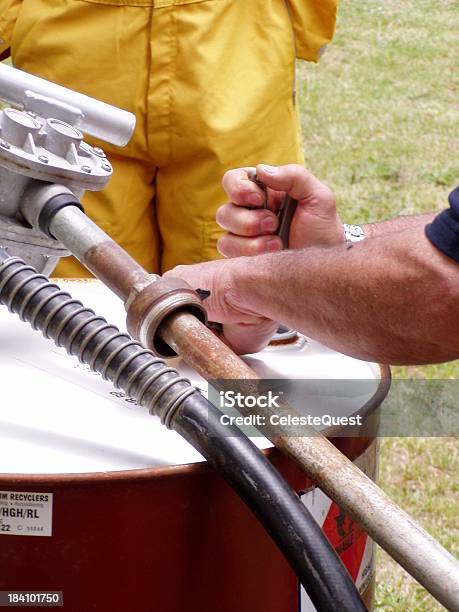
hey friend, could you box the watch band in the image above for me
[343,223,365,243]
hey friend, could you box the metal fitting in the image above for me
[92,147,106,157]
[126,276,207,357]
[20,182,81,234]
[0,63,135,147]
[0,105,114,190]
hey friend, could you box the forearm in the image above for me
[229,228,459,364]
[362,212,436,239]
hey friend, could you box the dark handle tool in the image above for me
[276,195,298,248]
[247,170,298,248]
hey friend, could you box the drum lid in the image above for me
[0,281,380,474]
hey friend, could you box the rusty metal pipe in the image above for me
[44,204,208,356]
[84,241,147,302]
[160,311,256,380]
[48,205,148,301]
[161,314,459,610]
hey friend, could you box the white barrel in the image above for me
[0,280,381,474]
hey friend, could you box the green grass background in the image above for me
[296,1,458,609]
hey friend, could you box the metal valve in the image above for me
[0,63,136,274]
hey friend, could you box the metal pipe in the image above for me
[276,433,459,611]
[0,63,136,147]
[161,314,459,610]
[28,197,459,609]
[160,311,256,380]
[48,205,148,301]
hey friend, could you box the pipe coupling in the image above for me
[126,276,207,357]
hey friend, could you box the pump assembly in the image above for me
[0,63,458,611]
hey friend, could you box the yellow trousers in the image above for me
[0,0,337,275]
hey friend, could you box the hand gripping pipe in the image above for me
[21,184,459,610]
[0,248,365,612]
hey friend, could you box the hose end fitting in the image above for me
[126,276,207,357]
[20,181,83,240]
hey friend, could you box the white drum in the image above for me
[0,280,381,474]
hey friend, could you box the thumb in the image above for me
[256,163,329,203]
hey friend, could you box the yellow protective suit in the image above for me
[0,0,337,275]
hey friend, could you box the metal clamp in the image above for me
[126,277,208,357]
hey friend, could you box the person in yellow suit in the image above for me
[0,0,337,276]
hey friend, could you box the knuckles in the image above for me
[248,236,273,256]
[245,212,268,235]
[217,235,232,257]
[225,179,254,202]
[215,204,229,228]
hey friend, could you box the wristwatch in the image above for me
[343,223,365,243]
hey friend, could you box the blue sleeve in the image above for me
[425,187,459,263]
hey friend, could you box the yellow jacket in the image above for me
[1,1,337,62]
[287,0,337,60]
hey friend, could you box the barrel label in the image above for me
[299,441,377,611]
[0,491,53,537]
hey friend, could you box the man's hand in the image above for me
[164,259,278,355]
[166,164,343,354]
[216,164,343,257]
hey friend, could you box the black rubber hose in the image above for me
[174,394,366,612]
[0,249,366,612]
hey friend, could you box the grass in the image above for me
[296,1,458,608]
[377,438,457,611]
